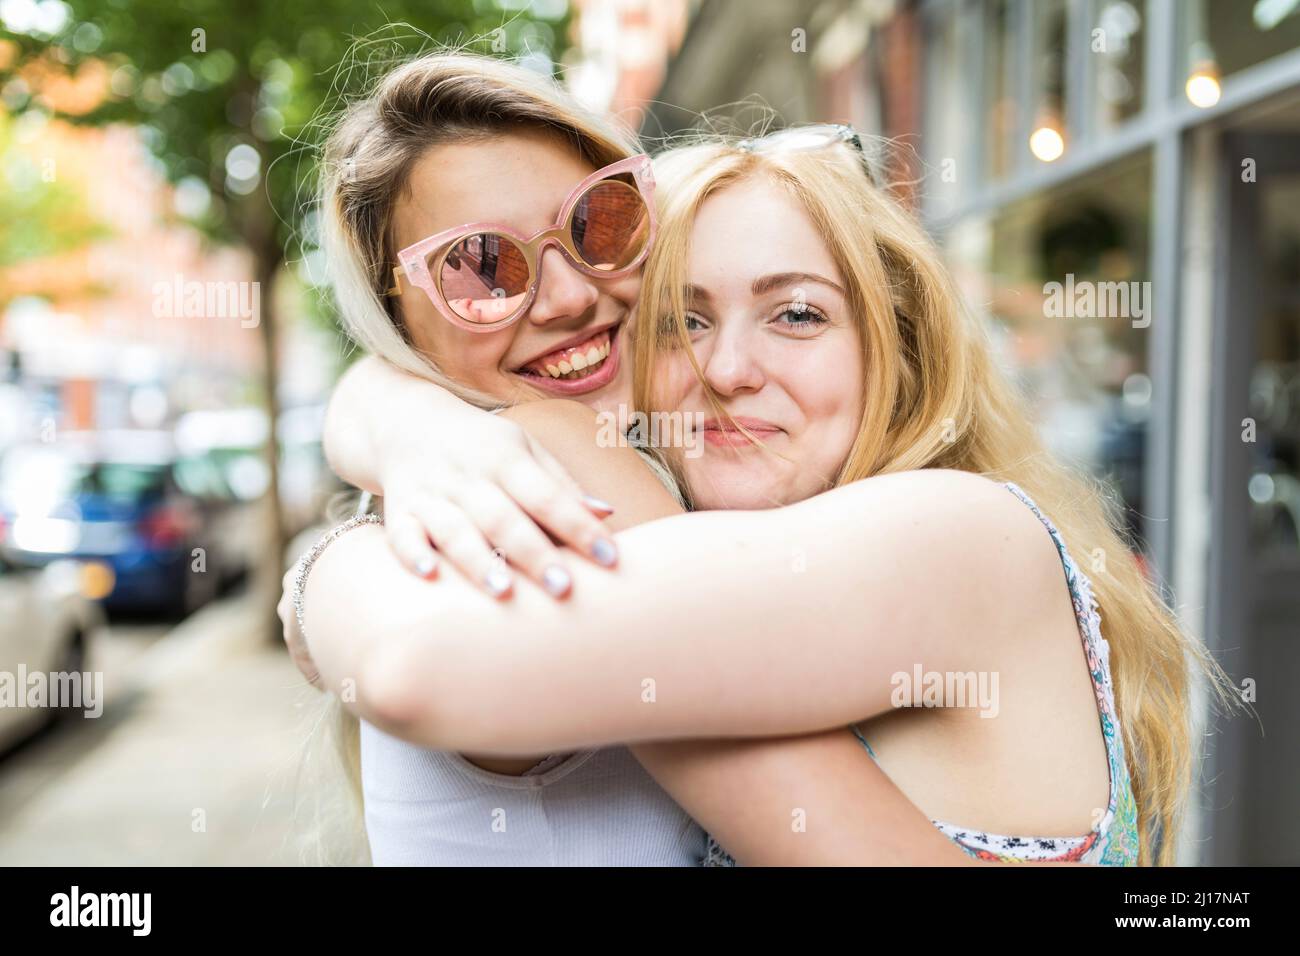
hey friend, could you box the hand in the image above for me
[377,410,617,600]
[279,563,322,689]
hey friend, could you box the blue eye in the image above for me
[774,303,829,330]
[683,311,709,332]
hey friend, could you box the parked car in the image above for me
[0,556,103,753]
[0,431,254,617]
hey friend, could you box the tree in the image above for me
[0,1,570,635]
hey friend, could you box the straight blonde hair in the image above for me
[633,137,1234,866]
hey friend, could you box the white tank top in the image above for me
[296,451,705,866]
[360,722,707,866]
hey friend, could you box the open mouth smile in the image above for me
[513,323,621,395]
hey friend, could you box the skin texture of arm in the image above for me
[322,355,454,495]
[304,450,1061,755]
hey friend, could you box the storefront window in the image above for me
[1250,164,1300,555]
[947,151,1154,545]
[1090,0,1145,130]
[984,0,1016,180]
[1029,0,1069,162]
[1181,0,1300,100]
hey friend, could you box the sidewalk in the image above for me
[0,591,317,865]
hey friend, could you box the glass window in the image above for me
[1249,162,1300,556]
[984,0,1017,180]
[1030,0,1070,162]
[1181,0,1300,99]
[946,151,1154,547]
[1090,0,1146,130]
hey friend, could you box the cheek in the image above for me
[404,302,515,389]
[792,342,864,444]
[658,352,702,409]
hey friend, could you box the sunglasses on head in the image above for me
[736,123,882,187]
[386,154,657,333]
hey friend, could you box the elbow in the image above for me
[355,640,445,747]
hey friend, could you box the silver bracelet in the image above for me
[291,513,384,638]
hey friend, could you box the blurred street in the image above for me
[0,592,308,865]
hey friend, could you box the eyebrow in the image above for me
[686,271,845,303]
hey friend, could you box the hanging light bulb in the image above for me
[1029,111,1066,163]
[1186,61,1221,108]
[1185,41,1221,109]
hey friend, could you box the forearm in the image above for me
[631,735,981,866]
[304,469,1042,753]
[322,355,473,493]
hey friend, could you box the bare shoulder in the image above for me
[497,398,600,433]
[498,399,682,526]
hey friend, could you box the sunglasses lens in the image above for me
[438,233,531,325]
[569,178,650,273]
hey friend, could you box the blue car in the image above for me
[0,431,238,617]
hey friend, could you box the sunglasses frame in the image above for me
[387,153,657,333]
[736,123,881,188]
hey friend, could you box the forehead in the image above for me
[687,176,842,295]
[392,129,597,248]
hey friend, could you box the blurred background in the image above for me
[0,0,1294,865]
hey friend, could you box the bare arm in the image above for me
[303,406,1059,756]
[632,735,980,865]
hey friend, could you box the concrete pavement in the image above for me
[0,590,320,865]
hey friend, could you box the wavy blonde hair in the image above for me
[632,137,1232,866]
[300,47,641,864]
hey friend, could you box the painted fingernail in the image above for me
[583,494,616,516]
[485,567,513,597]
[542,565,572,598]
[591,537,617,567]
[415,554,437,577]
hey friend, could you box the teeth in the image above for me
[528,334,614,379]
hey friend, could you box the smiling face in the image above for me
[389,128,636,413]
[660,175,866,510]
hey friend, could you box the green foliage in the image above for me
[0,0,572,323]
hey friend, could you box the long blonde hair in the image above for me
[633,138,1231,866]
[300,48,641,863]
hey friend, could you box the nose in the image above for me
[702,320,765,396]
[526,244,599,326]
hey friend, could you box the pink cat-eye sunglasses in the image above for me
[385,154,657,333]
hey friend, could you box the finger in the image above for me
[385,508,439,579]
[408,496,514,599]
[458,480,574,599]
[529,441,616,517]
[496,457,617,570]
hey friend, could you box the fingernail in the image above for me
[485,567,513,597]
[591,537,617,567]
[542,564,572,598]
[583,494,616,516]
[415,554,437,577]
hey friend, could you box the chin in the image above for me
[686,475,791,511]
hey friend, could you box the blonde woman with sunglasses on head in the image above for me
[290,51,1228,866]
